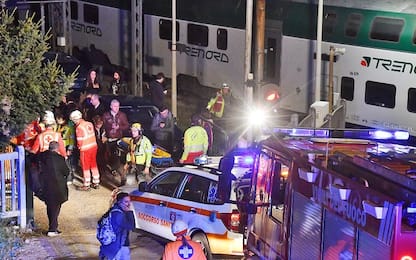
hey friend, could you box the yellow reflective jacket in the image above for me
[181,126,208,161]
[125,136,153,167]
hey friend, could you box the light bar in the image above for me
[362,200,388,219]
[342,129,409,141]
[298,168,318,183]
[271,128,330,137]
[267,128,410,141]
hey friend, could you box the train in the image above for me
[18,0,416,137]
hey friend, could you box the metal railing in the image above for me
[0,146,26,228]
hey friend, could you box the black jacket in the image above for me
[149,80,165,109]
[38,150,69,204]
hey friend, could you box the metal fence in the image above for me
[0,146,26,228]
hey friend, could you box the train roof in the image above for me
[288,0,416,13]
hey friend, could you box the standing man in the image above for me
[70,110,100,191]
[38,141,69,237]
[179,114,209,164]
[150,105,175,153]
[102,99,129,173]
[86,94,106,122]
[149,72,167,110]
[162,220,206,260]
[124,123,153,183]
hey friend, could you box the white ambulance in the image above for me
[129,165,245,259]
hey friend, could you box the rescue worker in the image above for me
[56,112,76,184]
[206,84,230,118]
[31,111,66,157]
[70,110,100,191]
[162,220,206,260]
[179,115,208,164]
[123,123,153,183]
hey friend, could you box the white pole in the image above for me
[245,0,253,141]
[315,0,323,102]
[171,0,177,117]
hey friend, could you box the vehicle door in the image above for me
[167,173,221,239]
[132,170,187,239]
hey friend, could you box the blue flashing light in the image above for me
[343,130,409,141]
[271,128,330,137]
[234,155,255,167]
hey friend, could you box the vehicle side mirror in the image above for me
[138,181,148,192]
[238,202,257,214]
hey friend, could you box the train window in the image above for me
[365,81,396,108]
[187,24,208,47]
[323,12,337,34]
[370,17,404,42]
[340,77,354,101]
[345,13,362,38]
[159,19,179,41]
[407,88,416,113]
[70,1,78,20]
[83,4,98,25]
[413,30,416,44]
[217,28,228,50]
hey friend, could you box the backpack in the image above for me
[96,208,123,245]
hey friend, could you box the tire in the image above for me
[191,232,212,260]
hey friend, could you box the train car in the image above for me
[68,0,247,97]
[20,0,416,135]
[273,0,416,137]
[237,130,416,259]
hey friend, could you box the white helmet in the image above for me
[70,110,82,121]
[171,220,188,236]
[43,110,56,126]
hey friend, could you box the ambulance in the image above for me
[129,164,246,259]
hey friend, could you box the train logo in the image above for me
[360,56,371,67]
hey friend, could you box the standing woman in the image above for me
[86,69,101,94]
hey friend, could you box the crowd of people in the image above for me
[7,69,238,259]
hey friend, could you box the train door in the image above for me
[265,20,282,85]
[247,151,289,259]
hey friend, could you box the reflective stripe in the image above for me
[76,120,97,151]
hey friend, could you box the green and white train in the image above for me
[51,0,416,136]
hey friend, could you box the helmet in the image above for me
[43,110,56,126]
[69,110,82,121]
[171,220,188,236]
[131,123,142,130]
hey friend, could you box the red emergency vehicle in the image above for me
[239,129,416,259]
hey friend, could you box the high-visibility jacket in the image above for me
[206,93,224,118]
[57,123,75,150]
[162,236,206,260]
[125,136,153,167]
[31,128,66,157]
[75,119,97,151]
[181,126,208,161]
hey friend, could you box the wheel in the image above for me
[191,232,212,260]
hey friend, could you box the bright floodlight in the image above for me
[248,107,266,127]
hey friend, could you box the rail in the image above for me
[0,146,26,228]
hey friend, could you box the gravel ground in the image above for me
[14,179,115,259]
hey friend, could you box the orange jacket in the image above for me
[31,128,66,157]
[162,236,206,260]
[75,119,97,151]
